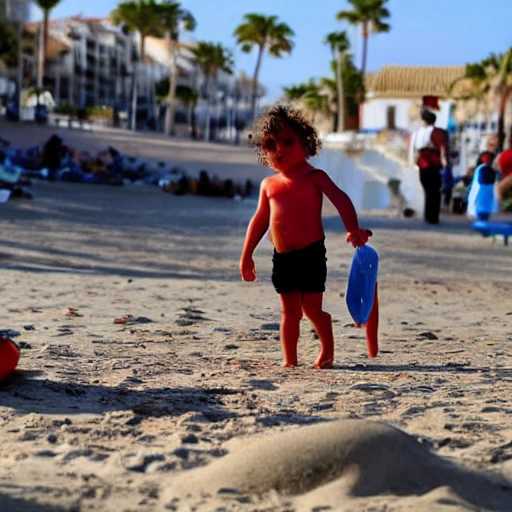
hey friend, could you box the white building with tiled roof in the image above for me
[361,65,466,132]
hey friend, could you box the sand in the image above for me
[0,122,512,512]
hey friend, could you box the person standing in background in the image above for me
[408,108,450,224]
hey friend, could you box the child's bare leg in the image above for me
[302,292,334,369]
[279,291,303,367]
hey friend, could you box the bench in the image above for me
[472,220,512,246]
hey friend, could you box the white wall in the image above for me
[312,143,425,217]
[312,146,392,211]
[362,98,414,132]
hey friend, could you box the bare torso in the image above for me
[264,169,325,253]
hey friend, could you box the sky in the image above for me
[30,0,512,102]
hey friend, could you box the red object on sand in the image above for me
[365,283,379,358]
[0,337,20,381]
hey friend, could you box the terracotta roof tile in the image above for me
[366,65,466,98]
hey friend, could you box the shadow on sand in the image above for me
[0,492,67,512]
[0,370,239,421]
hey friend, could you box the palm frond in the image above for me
[192,41,234,77]
[324,31,350,56]
[158,2,196,41]
[34,0,61,11]
[336,0,390,32]
[233,13,294,56]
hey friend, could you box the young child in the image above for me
[240,105,370,369]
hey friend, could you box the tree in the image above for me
[339,54,365,128]
[192,41,234,141]
[159,1,196,136]
[233,13,294,122]
[451,49,512,153]
[111,0,164,67]
[0,21,19,68]
[283,78,334,130]
[336,0,390,79]
[282,54,364,131]
[302,77,337,128]
[493,49,512,152]
[324,31,350,132]
[176,84,199,138]
[111,0,163,130]
[157,79,199,136]
[34,0,61,87]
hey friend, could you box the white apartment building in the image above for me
[3,11,259,134]
[24,16,138,108]
[22,16,198,111]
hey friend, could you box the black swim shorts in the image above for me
[271,238,327,294]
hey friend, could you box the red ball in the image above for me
[0,337,20,381]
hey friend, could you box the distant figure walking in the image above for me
[408,108,449,224]
[43,134,63,182]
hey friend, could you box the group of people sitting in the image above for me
[161,169,254,199]
[3,134,255,199]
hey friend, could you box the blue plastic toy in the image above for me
[346,245,379,325]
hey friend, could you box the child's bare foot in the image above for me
[314,354,333,369]
[282,360,298,368]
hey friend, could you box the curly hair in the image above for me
[249,104,322,165]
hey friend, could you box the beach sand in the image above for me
[1,123,512,512]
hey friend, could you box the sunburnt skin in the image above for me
[240,106,370,368]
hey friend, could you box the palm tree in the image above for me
[111,0,163,69]
[305,77,337,129]
[336,0,390,79]
[34,0,61,88]
[450,49,512,152]
[159,1,196,136]
[324,31,350,132]
[494,48,512,151]
[0,21,19,68]
[283,78,335,130]
[192,41,234,141]
[338,54,365,129]
[155,81,199,136]
[282,82,314,102]
[233,13,294,122]
[283,54,364,131]
[176,84,199,138]
[111,0,163,130]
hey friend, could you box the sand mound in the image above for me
[163,419,512,511]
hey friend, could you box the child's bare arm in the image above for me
[313,170,360,230]
[240,180,271,281]
[313,170,370,247]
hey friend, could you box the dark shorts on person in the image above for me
[271,238,327,294]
